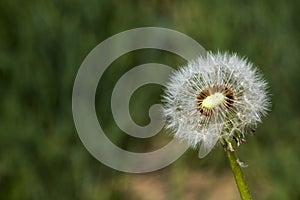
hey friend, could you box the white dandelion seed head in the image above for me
[162,52,270,158]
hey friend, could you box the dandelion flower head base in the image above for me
[202,92,225,109]
[197,85,235,116]
[163,52,270,158]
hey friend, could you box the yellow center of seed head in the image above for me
[202,92,226,109]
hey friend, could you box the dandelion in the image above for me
[163,52,270,157]
[163,52,270,199]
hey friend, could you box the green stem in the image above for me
[226,150,252,200]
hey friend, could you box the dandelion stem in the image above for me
[226,150,252,200]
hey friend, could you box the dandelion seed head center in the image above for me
[196,85,235,116]
[202,92,225,109]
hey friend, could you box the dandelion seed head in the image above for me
[162,52,270,158]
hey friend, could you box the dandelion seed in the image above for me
[237,159,248,168]
[162,52,270,158]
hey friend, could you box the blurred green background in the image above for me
[1,0,300,199]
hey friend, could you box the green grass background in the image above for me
[1,0,300,199]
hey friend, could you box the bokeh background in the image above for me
[1,0,300,199]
